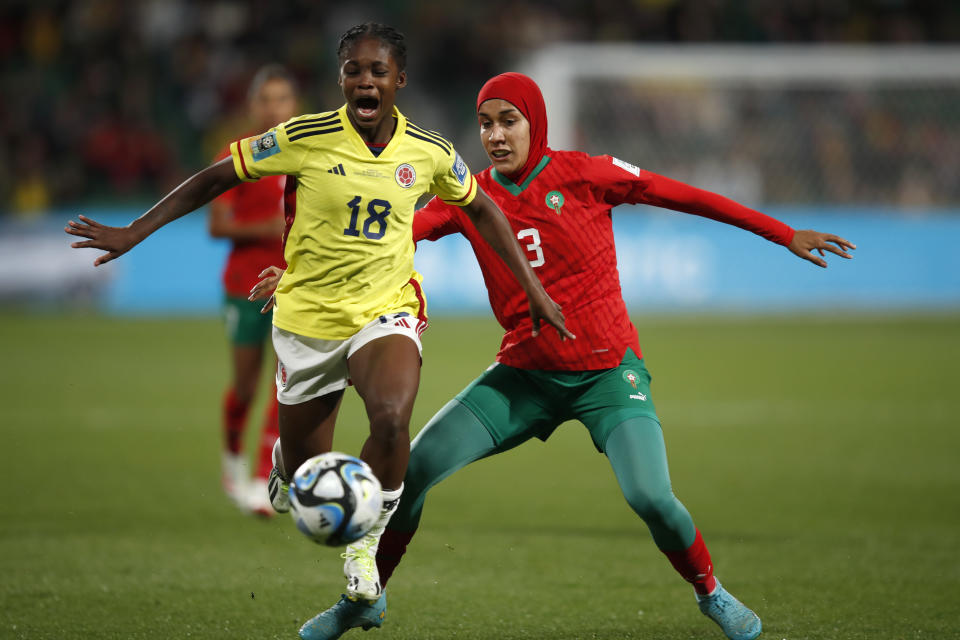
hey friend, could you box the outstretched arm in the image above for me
[636,172,855,268]
[459,187,575,340]
[67,157,241,266]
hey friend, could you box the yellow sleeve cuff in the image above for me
[441,175,477,207]
[229,140,257,182]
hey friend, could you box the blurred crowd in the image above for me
[580,83,960,208]
[1,0,959,216]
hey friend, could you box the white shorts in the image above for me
[273,312,426,405]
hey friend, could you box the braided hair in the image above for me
[337,23,407,71]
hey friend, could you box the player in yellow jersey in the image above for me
[66,22,571,638]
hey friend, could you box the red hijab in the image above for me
[476,72,548,185]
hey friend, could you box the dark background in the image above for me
[3,0,959,215]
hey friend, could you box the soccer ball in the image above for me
[289,452,383,546]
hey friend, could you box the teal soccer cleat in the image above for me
[696,580,762,640]
[298,593,387,640]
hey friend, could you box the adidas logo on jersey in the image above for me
[327,163,347,176]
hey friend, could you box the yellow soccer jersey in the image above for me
[229,105,477,340]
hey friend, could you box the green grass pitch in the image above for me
[1,311,958,639]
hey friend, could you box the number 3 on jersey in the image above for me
[517,227,545,268]
[344,196,391,240]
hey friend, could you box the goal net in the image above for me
[520,45,960,208]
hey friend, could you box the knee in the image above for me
[368,404,411,446]
[624,488,677,525]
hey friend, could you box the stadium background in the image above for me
[2,2,959,639]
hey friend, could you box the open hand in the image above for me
[788,230,856,268]
[249,266,284,314]
[65,215,141,266]
[529,292,576,341]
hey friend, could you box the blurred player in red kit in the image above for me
[210,65,297,515]
[251,72,855,639]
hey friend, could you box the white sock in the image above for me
[344,485,404,598]
[369,483,403,538]
[271,438,287,480]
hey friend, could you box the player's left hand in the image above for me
[529,292,576,341]
[788,229,856,268]
[249,266,284,313]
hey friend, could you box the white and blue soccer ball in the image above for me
[289,452,383,546]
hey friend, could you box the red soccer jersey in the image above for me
[414,150,795,371]
[214,145,286,297]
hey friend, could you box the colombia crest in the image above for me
[395,163,416,188]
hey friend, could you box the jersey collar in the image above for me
[490,156,551,195]
[339,104,406,159]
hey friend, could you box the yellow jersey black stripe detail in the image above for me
[405,130,451,155]
[406,123,452,152]
[288,112,340,127]
[407,121,449,141]
[286,118,342,136]
[288,125,344,142]
[286,121,342,137]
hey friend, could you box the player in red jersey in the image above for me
[250,72,854,639]
[211,65,297,515]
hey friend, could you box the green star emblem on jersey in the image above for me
[545,190,565,215]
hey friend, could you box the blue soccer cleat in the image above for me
[298,592,387,640]
[695,580,762,640]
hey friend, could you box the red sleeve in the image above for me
[589,155,795,247]
[413,196,464,243]
[213,187,236,206]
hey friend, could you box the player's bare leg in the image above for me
[221,344,264,508]
[339,334,419,601]
[278,390,343,472]
[269,390,344,513]
[297,335,419,640]
[349,334,420,489]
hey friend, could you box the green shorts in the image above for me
[456,349,660,453]
[223,294,273,346]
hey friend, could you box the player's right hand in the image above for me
[250,266,284,313]
[65,215,141,266]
